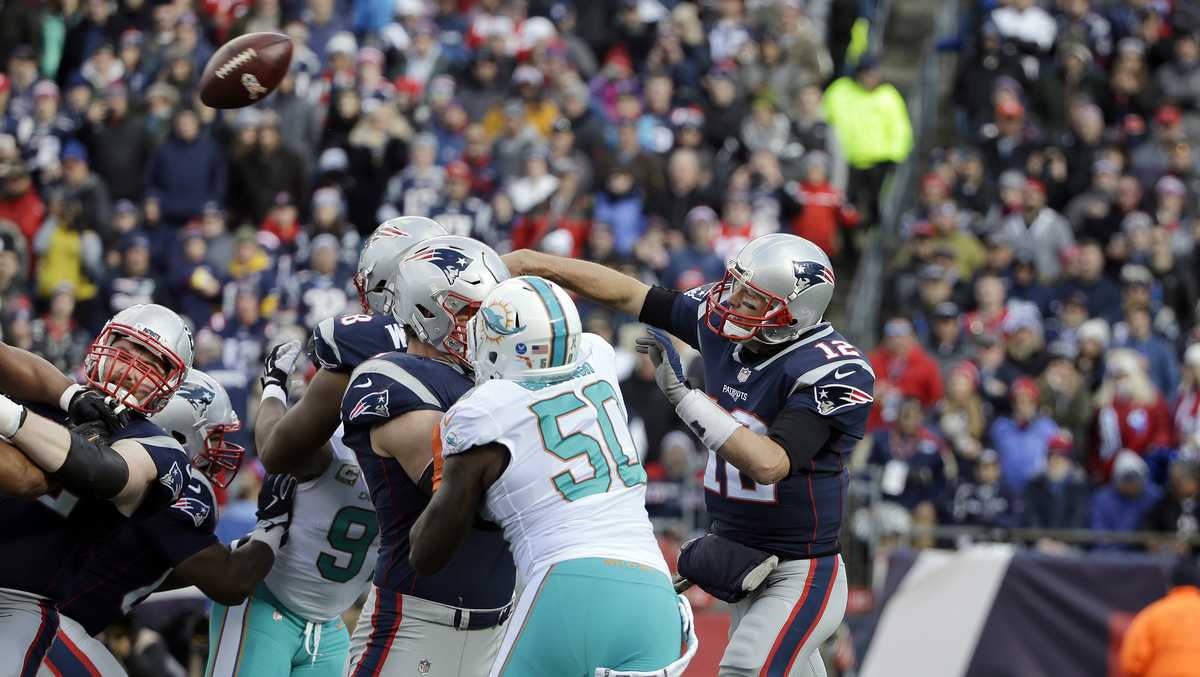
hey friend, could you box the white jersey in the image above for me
[263,431,379,622]
[441,334,667,584]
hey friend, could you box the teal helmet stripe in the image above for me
[523,277,568,367]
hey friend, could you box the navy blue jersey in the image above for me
[311,314,407,374]
[655,285,876,558]
[290,268,355,330]
[0,416,190,601]
[382,167,445,218]
[61,470,219,634]
[429,196,495,242]
[340,352,515,607]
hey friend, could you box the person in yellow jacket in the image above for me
[823,56,912,234]
[1119,556,1200,677]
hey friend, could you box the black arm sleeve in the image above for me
[638,286,681,329]
[47,430,130,500]
[767,408,832,475]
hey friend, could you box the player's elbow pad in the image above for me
[768,407,832,476]
[48,431,129,500]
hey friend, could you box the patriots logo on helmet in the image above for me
[374,226,411,239]
[813,383,873,416]
[350,389,391,421]
[792,260,836,294]
[177,383,215,415]
[172,495,211,527]
[410,247,474,285]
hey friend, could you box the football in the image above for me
[198,32,293,109]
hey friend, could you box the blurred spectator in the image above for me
[1144,460,1200,539]
[1176,344,1200,457]
[430,161,495,241]
[288,233,351,330]
[823,56,912,231]
[1157,32,1200,120]
[30,284,89,375]
[169,229,223,330]
[1119,555,1200,677]
[60,139,112,240]
[935,362,987,467]
[0,164,45,258]
[105,231,156,312]
[33,199,102,314]
[1022,433,1090,530]
[865,398,951,510]
[644,431,703,526]
[999,179,1074,281]
[231,111,307,224]
[79,83,151,202]
[990,378,1059,494]
[1039,346,1094,447]
[144,108,225,227]
[785,150,858,258]
[593,166,642,257]
[660,206,724,291]
[869,318,944,428]
[1091,450,1162,549]
[1057,240,1123,324]
[1091,349,1174,482]
[945,449,1018,529]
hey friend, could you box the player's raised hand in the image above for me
[261,341,302,394]
[256,473,297,545]
[635,328,690,406]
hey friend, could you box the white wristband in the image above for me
[260,384,287,406]
[248,524,285,555]
[59,383,84,412]
[675,390,741,453]
[0,395,27,439]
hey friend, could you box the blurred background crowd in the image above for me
[3,0,1200,670]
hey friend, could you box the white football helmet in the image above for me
[151,369,244,488]
[468,276,583,385]
[705,233,835,344]
[354,216,448,314]
[391,235,509,366]
[84,303,195,414]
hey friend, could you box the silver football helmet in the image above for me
[391,235,510,366]
[354,216,448,314]
[151,369,244,488]
[84,303,195,414]
[705,233,835,344]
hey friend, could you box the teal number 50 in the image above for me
[317,506,379,583]
[531,380,647,501]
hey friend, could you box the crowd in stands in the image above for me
[857,0,1200,551]
[1,0,1198,552]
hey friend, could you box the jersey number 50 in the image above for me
[532,380,647,502]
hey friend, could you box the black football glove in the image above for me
[68,388,129,432]
[260,341,302,394]
[255,473,297,545]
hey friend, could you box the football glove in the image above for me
[66,387,128,432]
[260,340,302,393]
[634,328,690,406]
[255,473,297,544]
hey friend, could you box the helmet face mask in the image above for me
[196,423,245,489]
[705,266,795,342]
[151,369,243,488]
[85,305,193,414]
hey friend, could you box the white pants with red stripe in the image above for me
[344,585,508,677]
[720,554,847,677]
[38,614,126,677]
[0,588,60,677]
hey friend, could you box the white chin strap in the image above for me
[722,320,756,341]
[594,595,698,677]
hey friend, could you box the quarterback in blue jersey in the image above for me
[0,304,199,676]
[340,235,515,677]
[41,369,282,676]
[505,233,873,677]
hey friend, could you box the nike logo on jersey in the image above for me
[353,378,374,389]
[833,369,854,379]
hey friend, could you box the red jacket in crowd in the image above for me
[867,344,944,430]
[788,180,859,257]
[1090,395,1174,482]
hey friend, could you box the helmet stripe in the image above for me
[524,277,567,367]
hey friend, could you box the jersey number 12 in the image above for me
[532,380,647,502]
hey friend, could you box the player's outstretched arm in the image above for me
[170,541,276,605]
[0,400,165,515]
[256,342,340,479]
[502,249,651,317]
[409,443,507,576]
[0,343,126,430]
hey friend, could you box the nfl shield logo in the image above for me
[737,367,752,383]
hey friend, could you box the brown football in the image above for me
[199,32,293,109]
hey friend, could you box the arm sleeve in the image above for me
[767,407,832,474]
[638,284,711,350]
